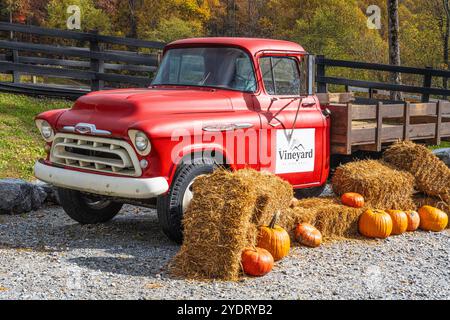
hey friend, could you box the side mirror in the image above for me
[307,54,316,96]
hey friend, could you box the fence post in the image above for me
[316,55,327,93]
[7,37,21,83]
[421,66,432,103]
[89,31,104,91]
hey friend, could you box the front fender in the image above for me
[35,108,69,129]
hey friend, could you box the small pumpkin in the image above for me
[257,211,290,261]
[405,210,420,232]
[241,247,274,277]
[358,209,393,239]
[418,206,448,232]
[341,192,365,208]
[386,210,408,235]
[294,223,322,247]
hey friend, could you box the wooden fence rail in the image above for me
[0,22,164,98]
[316,56,450,103]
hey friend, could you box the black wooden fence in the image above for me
[316,55,450,103]
[0,22,165,98]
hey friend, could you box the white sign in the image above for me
[275,128,315,174]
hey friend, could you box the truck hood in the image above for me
[56,88,235,136]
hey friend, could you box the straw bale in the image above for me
[280,197,364,240]
[383,141,450,203]
[331,159,416,210]
[171,169,292,280]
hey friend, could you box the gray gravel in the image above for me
[0,204,449,300]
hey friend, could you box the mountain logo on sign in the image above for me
[290,143,305,151]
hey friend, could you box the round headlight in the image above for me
[41,121,53,139]
[135,132,149,151]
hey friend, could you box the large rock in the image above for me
[0,179,49,215]
[433,148,450,167]
[32,180,60,204]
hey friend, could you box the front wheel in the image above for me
[157,158,217,243]
[57,188,123,224]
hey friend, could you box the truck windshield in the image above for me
[152,47,257,92]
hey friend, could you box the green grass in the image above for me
[429,141,450,150]
[0,93,72,180]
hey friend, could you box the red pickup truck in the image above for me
[33,37,333,242]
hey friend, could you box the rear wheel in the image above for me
[57,188,123,224]
[157,158,217,243]
[294,184,327,199]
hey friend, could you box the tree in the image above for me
[46,0,111,33]
[387,0,403,100]
[144,17,203,42]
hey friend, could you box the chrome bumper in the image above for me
[34,161,169,199]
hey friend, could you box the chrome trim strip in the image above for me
[202,123,254,132]
[62,123,111,136]
[234,123,254,129]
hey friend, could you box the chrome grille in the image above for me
[50,133,141,177]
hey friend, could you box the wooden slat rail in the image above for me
[351,102,450,120]
[5,56,157,72]
[329,101,450,155]
[0,22,163,97]
[319,76,450,98]
[0,22,165,49]
[319,57,450,77]
[316,56,450,102]
[0,40,158,65]
[0,61,151,85]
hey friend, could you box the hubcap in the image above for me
[82,195,111,210]
[182,180,195,213]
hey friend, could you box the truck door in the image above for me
[254,54,326,188]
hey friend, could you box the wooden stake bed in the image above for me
[328,101,450,155]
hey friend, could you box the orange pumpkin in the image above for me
[241,247,274,277]
[294,223,322,247]
[405,210,420,232]
[359,209,393,239]
[386,210,408,235]
[257,211,290,261]
[418,206,448,232]
[341,192,365,208]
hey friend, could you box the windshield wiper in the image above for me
[198,72,211,86]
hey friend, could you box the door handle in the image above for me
[302,102,316,108]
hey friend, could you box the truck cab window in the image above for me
[153,47,257,92]
[260,56,301,96]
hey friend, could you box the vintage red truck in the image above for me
[34,37,450,242]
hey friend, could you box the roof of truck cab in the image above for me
[166,37,307,55]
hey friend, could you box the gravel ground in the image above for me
[0,204,449,300]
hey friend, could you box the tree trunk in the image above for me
[387,0,403,101]
[226,0,236,36]
[443,0,450,98]
[128,0,138,38]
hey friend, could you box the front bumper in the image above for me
[34,160,169,199]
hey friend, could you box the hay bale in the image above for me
[280,197,365,240]
[383,141,450,203]
[235,169,293,243]
[171,169,292,281]
[331,159,416,210]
